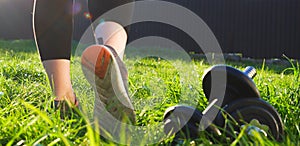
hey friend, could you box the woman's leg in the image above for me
[32,0,133,105]
[33,0,76,104]
[88,0,134,58]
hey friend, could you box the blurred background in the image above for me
[0,0,299,59]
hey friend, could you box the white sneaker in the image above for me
[81,45,135,135]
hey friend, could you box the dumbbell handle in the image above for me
[243,66,256,79]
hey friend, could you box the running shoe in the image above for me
[81,45,136,126]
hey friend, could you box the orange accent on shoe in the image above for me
[81,45,111,79]
[95,48,111,79]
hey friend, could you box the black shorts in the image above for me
[33,0,134,61]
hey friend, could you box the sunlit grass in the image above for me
[0,40,299,145]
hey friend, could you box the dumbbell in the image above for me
[202,65,284,141]
[164,65,259,138]
[163,105,220,141]
[163,65,284,142]
[202,65,260,107]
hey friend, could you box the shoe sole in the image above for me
[81,45,135,124]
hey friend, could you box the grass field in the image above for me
[0,39,299,145]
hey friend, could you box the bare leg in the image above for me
[95,21,128,59]
[42,59,76,103]
[32,0,76,104]
[33,0,129,106]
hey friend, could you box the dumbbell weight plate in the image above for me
[202,65,260,107]
[214,98,284,141]
[163,105,220,139]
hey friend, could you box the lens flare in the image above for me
[83,12,92,20]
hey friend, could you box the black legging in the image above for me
[33,0,133,61]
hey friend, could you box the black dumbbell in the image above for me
[163,65,284,142]
[202,65,284,141]
[202,65,260,107]
[163,65,260,140]
[214,98,284,141]
[163,105,221,140]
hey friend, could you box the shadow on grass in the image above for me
[0,39,80,54]
[0,39,36,53]
[1,39,297,77]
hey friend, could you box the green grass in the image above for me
[0,39,299,145]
